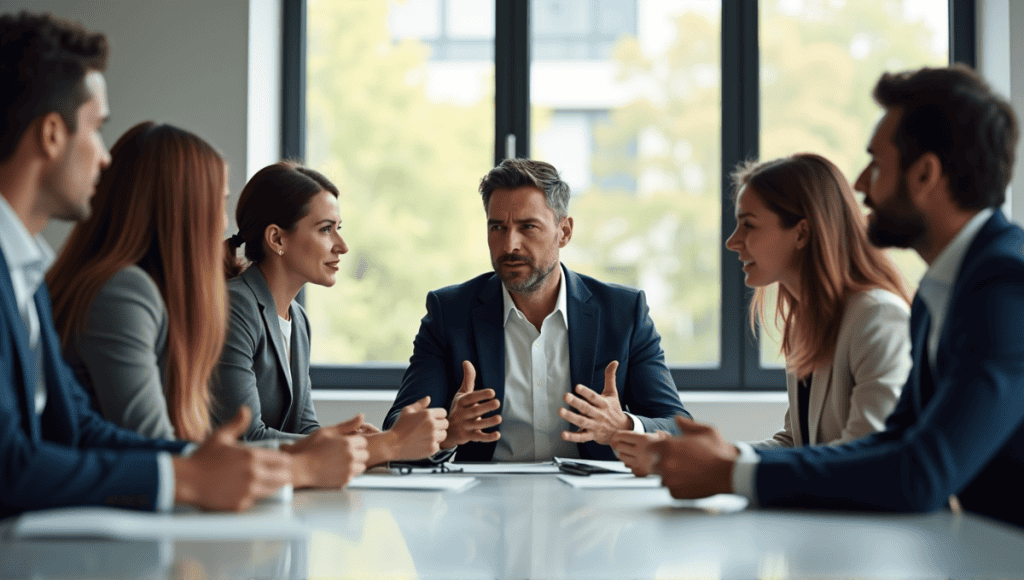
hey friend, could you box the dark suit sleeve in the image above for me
[755,257,1024,512]
[621,290,690,432]
[385,291,454,430]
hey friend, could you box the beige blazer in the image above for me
[753,288,911,448]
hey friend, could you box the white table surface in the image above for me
[2,472,1023,579]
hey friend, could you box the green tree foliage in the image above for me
[305,0,944,368]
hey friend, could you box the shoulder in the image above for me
[430,272,497,303]
[845,288,910,319]
[568,268,642,305]
[226,270,260,311]
[960,217,1024,282]
[101,265,164,307]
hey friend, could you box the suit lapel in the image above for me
[0,248,38,435]
[564,267,604,458]
[565,267,598,389]
[242,267,294,411]
[471,276,505,406]
[805,364,833,445]
[908,295,932,412]
[784,371,801,446]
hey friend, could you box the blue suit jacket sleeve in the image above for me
[754,227,1024,518]
[0,281,185,518]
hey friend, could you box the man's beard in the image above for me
[867,173,927,249]
[493,253,557,295]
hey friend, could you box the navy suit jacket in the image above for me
[384,266,690,461]
[0,247,185,518]
[756,211,1024,527]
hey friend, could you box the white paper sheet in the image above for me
[557,474,662,489]
[9,506,307,540]
[346,475,479,492]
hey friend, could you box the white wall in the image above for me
[8,0,254,251]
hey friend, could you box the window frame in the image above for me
[284,0,975,391]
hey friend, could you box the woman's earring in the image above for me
[279,249,284,256]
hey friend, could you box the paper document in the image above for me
[347,475,479,492]
[8,507,307,540]
[453,462,560,474]
[557,474,662,489]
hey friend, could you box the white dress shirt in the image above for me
[0,194,176,511]
[731,208,996,506]
[493,267,644,461]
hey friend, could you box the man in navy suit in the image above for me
[638,65,1024,528]
[384,158,689,462]
[0,11,292,516]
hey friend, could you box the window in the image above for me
[290,0,966,390]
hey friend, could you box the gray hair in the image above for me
[478,158,571,220]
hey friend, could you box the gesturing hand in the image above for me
[173,406,293,512]
[559,361,632,445]
[609,430,669,477]
[440,361,501,448]
[383,396,449,461]
[652,416,739,499]
[281,414,370,489]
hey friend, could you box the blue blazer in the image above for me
[0,248,185,517]
[384,266,690,461]
[756,211,1024,527]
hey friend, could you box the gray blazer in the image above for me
[753,288,912,448]
[213,265,319,441]
[65,265,176,440]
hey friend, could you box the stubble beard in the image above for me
[494,254,558,295]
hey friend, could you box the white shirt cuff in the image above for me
[625,412,646,433]
[156,451,175,512]
[731,441,760,507]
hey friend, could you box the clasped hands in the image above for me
[441,360,632,448]
[610,416,740,499]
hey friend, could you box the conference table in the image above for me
[2,467,1023,579]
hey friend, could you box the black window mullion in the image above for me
[950,0,976,67]
[495,0,529,164]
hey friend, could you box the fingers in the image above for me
[217,406,253,442]
[410,396,431,410]
[457,360,477,394]
[564,389,602,416]
[558,407,598,431]
[602,360,619,397]
[335,413,366,435]
[470,429,501,442]
[610,430,648,449]
[455,391,500,416]
[562,429,595,443]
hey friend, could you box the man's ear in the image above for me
[558,216,573,247]
[37,112,69,161]
[264,224,285,256]
[906,152,943,204]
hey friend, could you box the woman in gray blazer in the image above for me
[218,161,448,467]
[613,154,912,472]
[50,122,230,442]
[50,124,369,490]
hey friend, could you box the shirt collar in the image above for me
[917,207,994,317]
[0,193,55,277]
[502,263,569,329]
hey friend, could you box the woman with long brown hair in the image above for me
[217,161,447,465]
[49,121,226,442]
[613,153,913,472]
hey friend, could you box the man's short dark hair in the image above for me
[873,64,1018,210]
[0,11,109,163]
[479,158,571,220]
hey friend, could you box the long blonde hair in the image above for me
[48,121,227,441]
[733,153,910,377]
